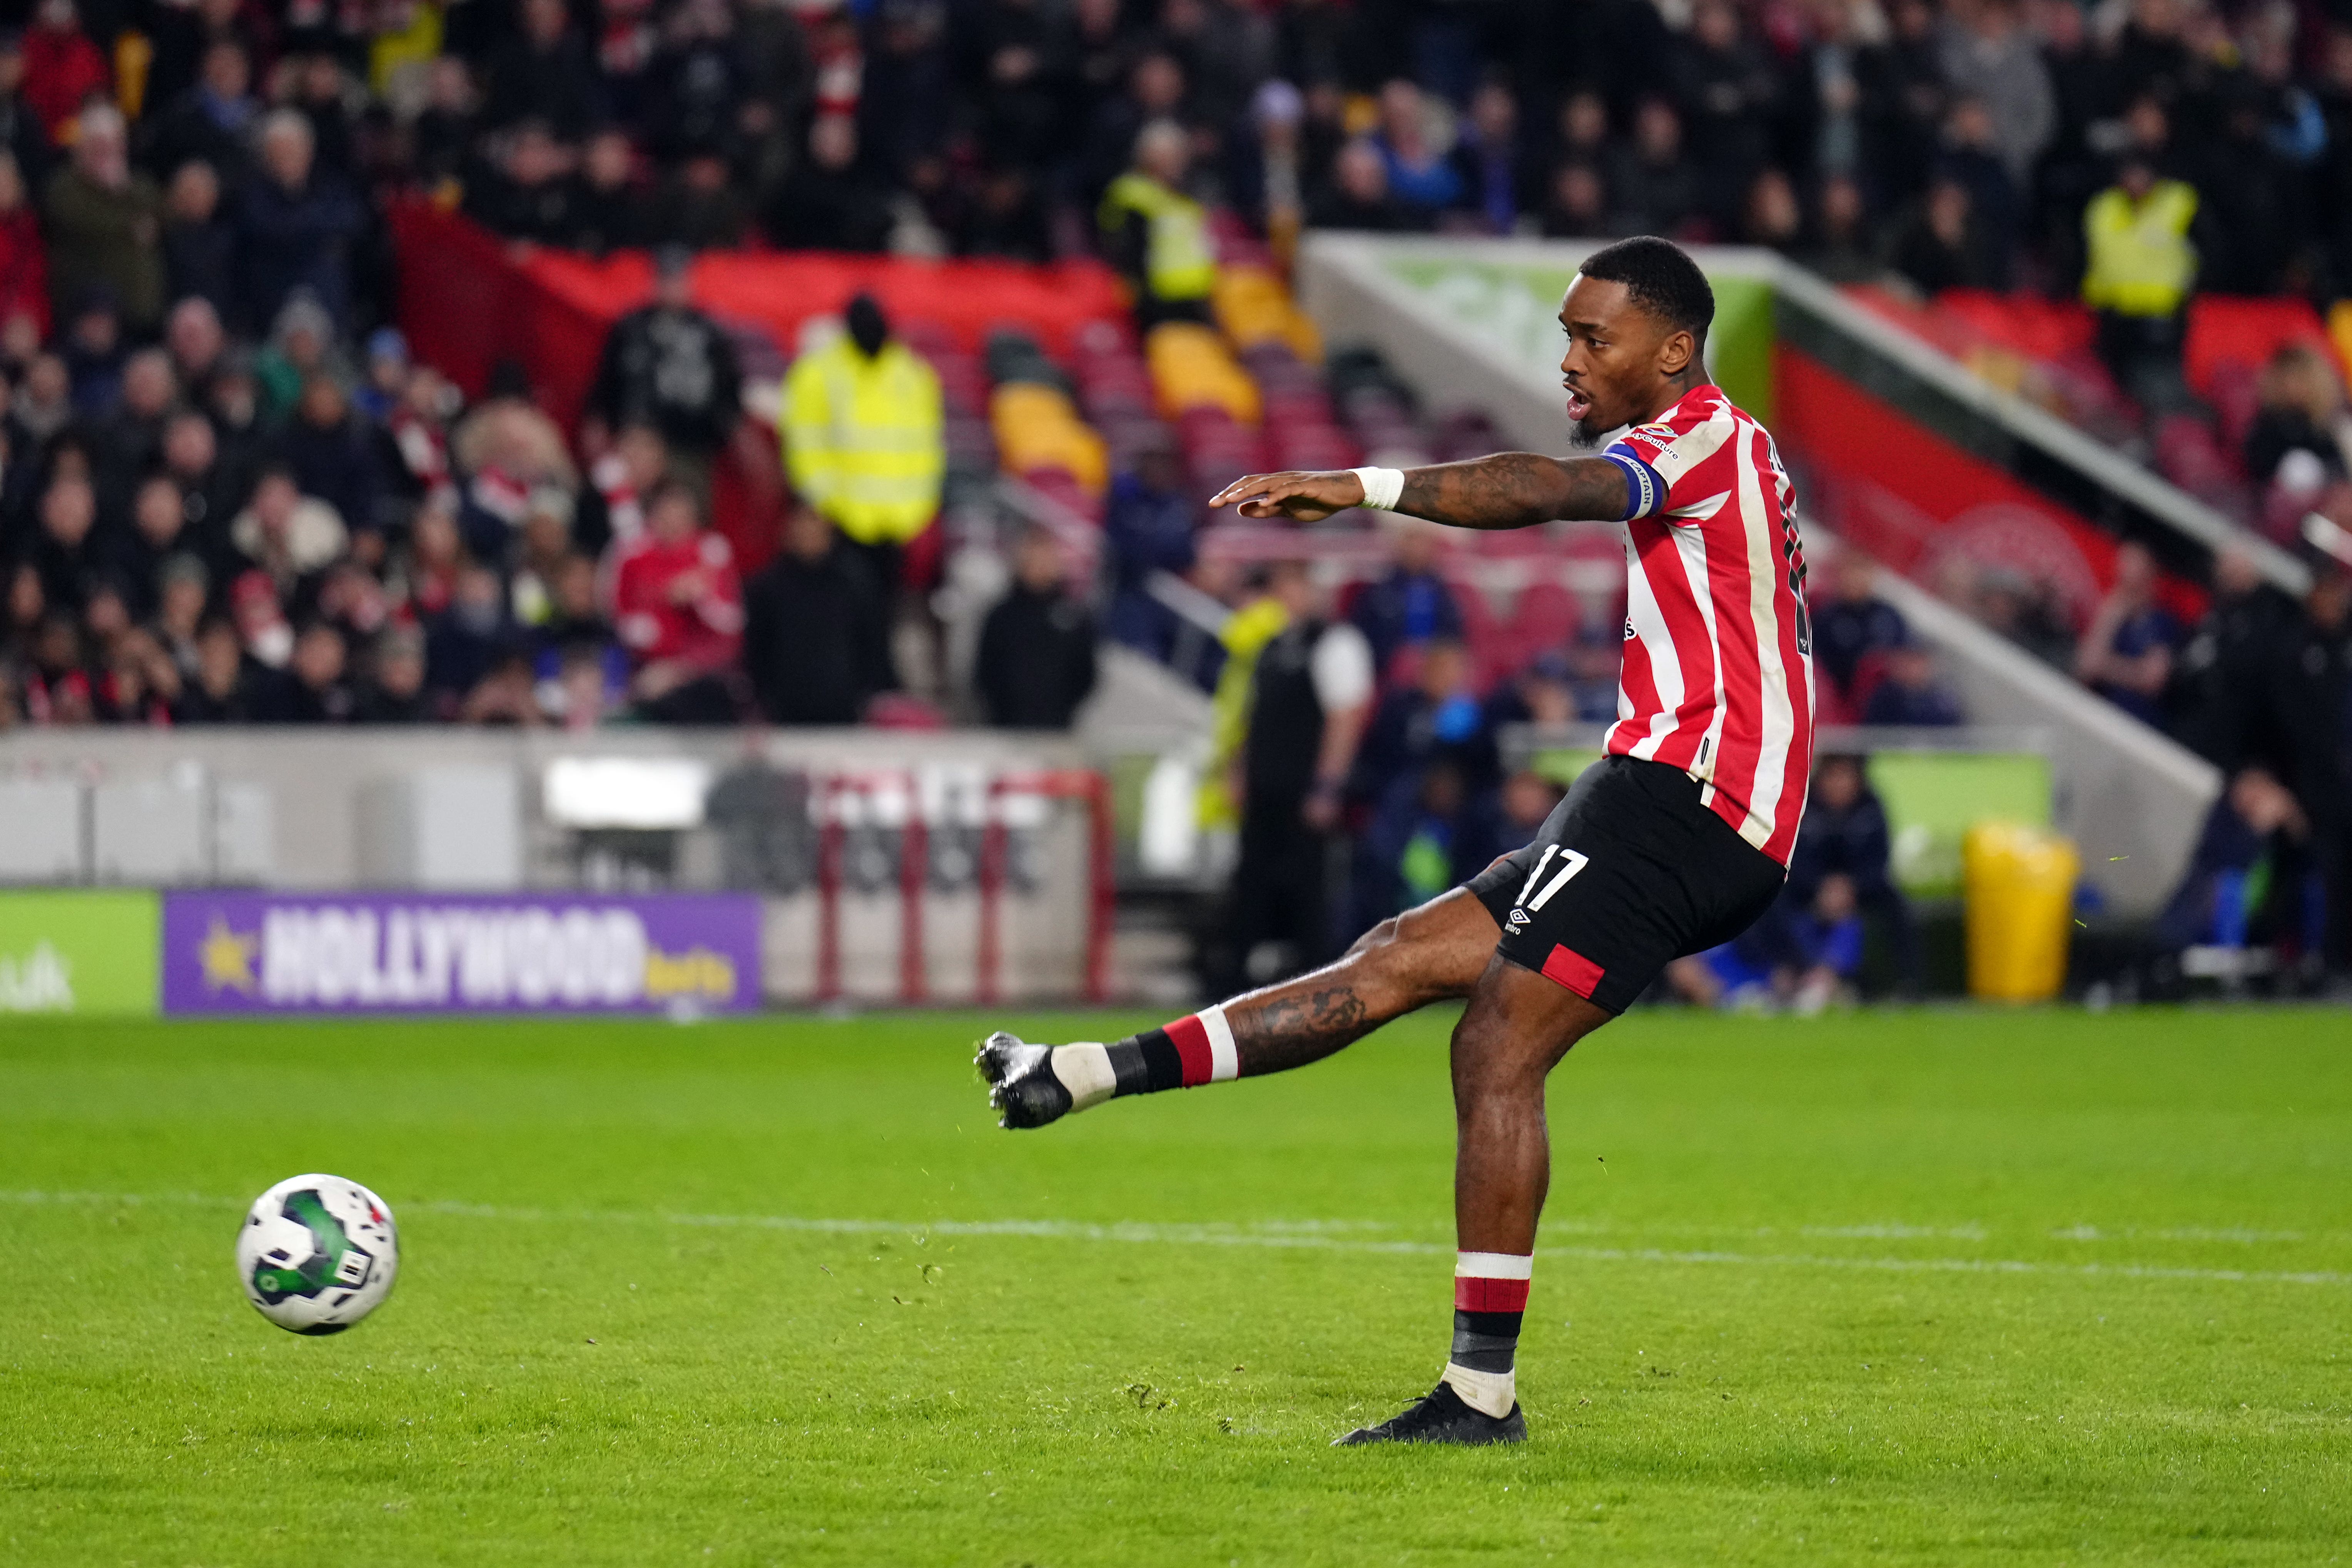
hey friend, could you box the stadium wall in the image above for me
[0,728,1110,1014]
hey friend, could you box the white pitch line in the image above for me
[5,1189,2349,1288]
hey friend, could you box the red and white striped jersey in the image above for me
[1595,383,1816,865]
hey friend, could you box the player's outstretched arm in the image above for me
[1209,455,1632,531]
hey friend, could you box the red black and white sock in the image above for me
[1442,1251,1530,1417]
[1046,1005,1237,1112]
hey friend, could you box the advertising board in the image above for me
[0,890,161,1017]
[160,892,762,1015]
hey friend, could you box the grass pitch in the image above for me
[1,1007,2348,1566]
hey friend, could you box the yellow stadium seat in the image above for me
[989,384,1108,497]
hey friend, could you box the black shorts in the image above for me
[1468,755,1786,1014]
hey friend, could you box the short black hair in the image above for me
[1576,236,1714,353]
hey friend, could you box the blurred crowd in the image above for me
[0,0,2336,759]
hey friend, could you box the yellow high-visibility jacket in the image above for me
[1098,173,1217,305]
[780,336,945,546]
[2081,180,2198,319]
[1197,594,1291,830]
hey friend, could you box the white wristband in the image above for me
[1350,466,1405,511]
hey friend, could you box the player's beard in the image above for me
[1566,387,1606,445]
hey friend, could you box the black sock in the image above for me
[1102,1027,1186,1096]
[1449,1307,1523,1376]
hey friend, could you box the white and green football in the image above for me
[236,1174,399,1335]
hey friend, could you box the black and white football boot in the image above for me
[975,1031,1073,1130]
[1332,1382,1528,1446]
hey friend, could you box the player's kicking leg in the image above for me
[976,886,1500,1128]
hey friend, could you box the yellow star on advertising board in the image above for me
[199,918,258,993]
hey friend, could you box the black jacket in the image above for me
[586,304,744,455]
[742,546,895,725]
[976,584,1097,730]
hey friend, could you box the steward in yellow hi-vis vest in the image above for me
[1097,120,1216,329]
[780,294,945,550]
[2081,167,2198,320]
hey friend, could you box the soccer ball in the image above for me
[236,1174,400,1334]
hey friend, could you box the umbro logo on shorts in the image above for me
[1508,909,1529,926]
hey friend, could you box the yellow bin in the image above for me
[1961,822,2080,1002]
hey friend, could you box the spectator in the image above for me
[42,103,164,333]
[0,149,45,343]
[1884,174,1991,294]
[12,349,69,442]
[60,288,124,411]
[462,118,576,243]
[2170,546,2300,769]
[608,478,743,721]
[20,0,105,143]
[2081,148,2199,415]
[1353,636,1500,817]
[1803,175,1881,284]
[160,160,235,319]
[1098,120,1216,329]
[1861,635,1964,725]
[1369,80,1460,221]
[780,292,942,599]
[1538,159,1609,240]
[1669,870,1864,1012]
[139,39,258,187]
[1780,751,1918,993]
[584,245,743,473]
[164,297,228,404]
[172,614,261,723]
[1606,99,1704,239]
[160,407,241,563]
[26,471,100,614]
[976,526,1098,730]
[1933,96,2021,287]
[228,566,292,669]
[1812,549,1910,701]
[2153,764,2322,979]
[567,129,643,255]
[766,112,892,253]
[354,623,431,722]
[1673,0,1779,227]
[1214,559,1374,994]
[230,466,348,593]
[2074,541,2180,725]
[1448,78,1527,236]
[1741,168,1803,251]
[2243,343,2352,487]
[279,375,385,542]
[482,0,606,139]
[422,561,509,707]
[638,147,748,250]
[1101,441,1199,658]
[254,620,356,723]
[1348,518,1462,671]
[149,553,209,675]
[94,346,174,506]
[0,32,50,193]
[234,109,365,333]
[741,504,894,726]
[1310,137,1409,232]
[112,474,193,620]
[1935,0,2052,194]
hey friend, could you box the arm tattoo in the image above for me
[1394,453,1631,531]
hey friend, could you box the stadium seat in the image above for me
[991,383,1109,500]
[2184,296,2340,406]
[1147,322,1263,426]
